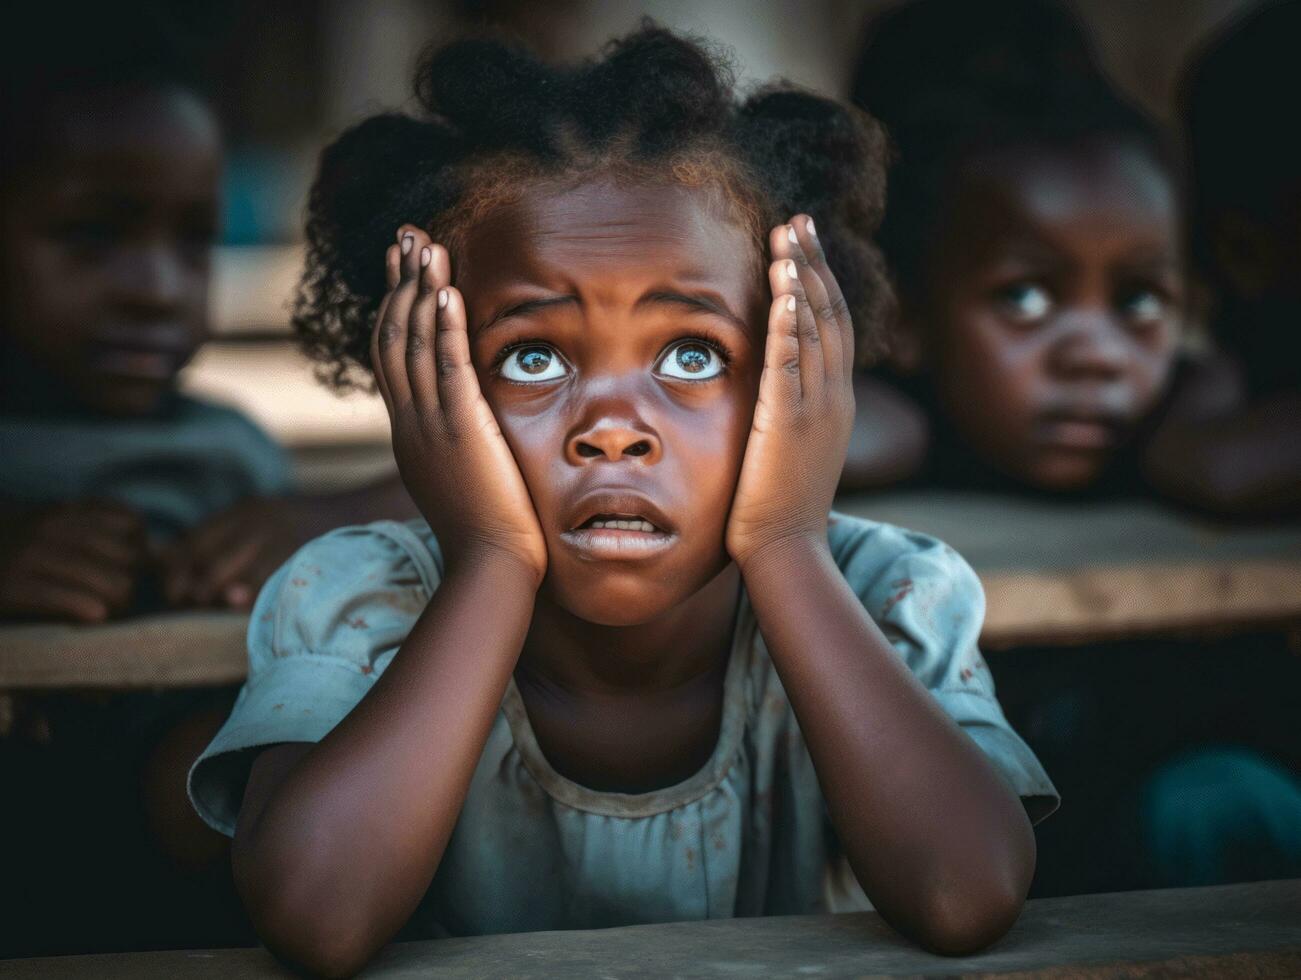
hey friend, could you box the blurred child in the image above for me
[843,0,1184,497]
[189,27,1056,974]
[0,13,411,955]
[1142,0,1301,517]
[0,31,413,624]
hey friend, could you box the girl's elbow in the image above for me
[250,889,380,979]
[914,879,1025,956]
[233,841,381,977]
[910,835,1034,957]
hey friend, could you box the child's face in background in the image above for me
[0,86,220,416]
[455,180,767,625]
[915,140,1181,490]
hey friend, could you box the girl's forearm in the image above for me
[233,550,538,975]
[738,536,1035,955]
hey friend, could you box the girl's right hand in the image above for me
[371,226,548,587]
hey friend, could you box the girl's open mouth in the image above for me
[576,513,661,532]
[561,513,676,561]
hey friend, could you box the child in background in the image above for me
[0,12,411,955]
[0,25,414,623]
[842,0,1184,497]
[1142,0,1301,518]
[190,28,1056,975]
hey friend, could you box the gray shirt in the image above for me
[0,395,292,539]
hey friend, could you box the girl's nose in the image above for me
[1049,316,1131,380]
[114,242,191,314]
[566,417,662,465]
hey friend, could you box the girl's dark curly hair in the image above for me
[850,0,1173,306]
[294,23,891,390]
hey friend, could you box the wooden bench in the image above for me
[2,879,1297,978]
[2,493,1299,689]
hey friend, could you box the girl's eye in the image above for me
[1119,289,1166,327]
[499,345,568,382]
[655,341,725,381]
[999,282,1053,323]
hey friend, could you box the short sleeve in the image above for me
[830,516,1060,823]
[188,520,442,835]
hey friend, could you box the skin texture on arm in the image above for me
[231,232,547,978]
[1143,356,1301,518]
[839,374,929,491]
[729,218,1036,955]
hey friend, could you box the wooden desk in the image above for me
[839,492,1301,648]
[2,879,1297,978]
[3,493,1299,689]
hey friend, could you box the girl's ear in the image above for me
[885,304,926,375]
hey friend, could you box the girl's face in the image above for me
[0,86,220,416]
[913,140,1182,490]
[454,179,767,625]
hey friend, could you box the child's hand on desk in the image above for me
[161,496,349,610]
[726,216,855,569]
[372,226,547,585]
[0,502,147,622]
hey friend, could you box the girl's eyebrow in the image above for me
[637,291,750,334]
[475,291,752,337]
[476,296,575,336]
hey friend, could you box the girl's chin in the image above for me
[539,547,734,626]
[546,586,684,627]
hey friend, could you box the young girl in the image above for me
[190,28,1056,975]
[843,0,1185,496]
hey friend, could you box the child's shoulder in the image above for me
[827,510,978,590]
[263,518,444,613]
[825,510,984,643]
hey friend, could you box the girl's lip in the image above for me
[1037,407,1127,451]
[564,488,676,535]
[1038,417,1121,451]
[558,526,677,562]
[89,347,183,380]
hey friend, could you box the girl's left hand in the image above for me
[725,216,855,570]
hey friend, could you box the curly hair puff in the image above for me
[294,22,892,390]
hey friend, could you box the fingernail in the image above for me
[785,295,797,311]
[806,217,816,237]
[785,260,798,280]
[402,234,414,255]
[787,226,798,244]
[420,246,431,267]
[437,288,449,309]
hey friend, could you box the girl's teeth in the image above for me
[590,519,656,532]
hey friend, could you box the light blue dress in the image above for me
[190,512,1058,936]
